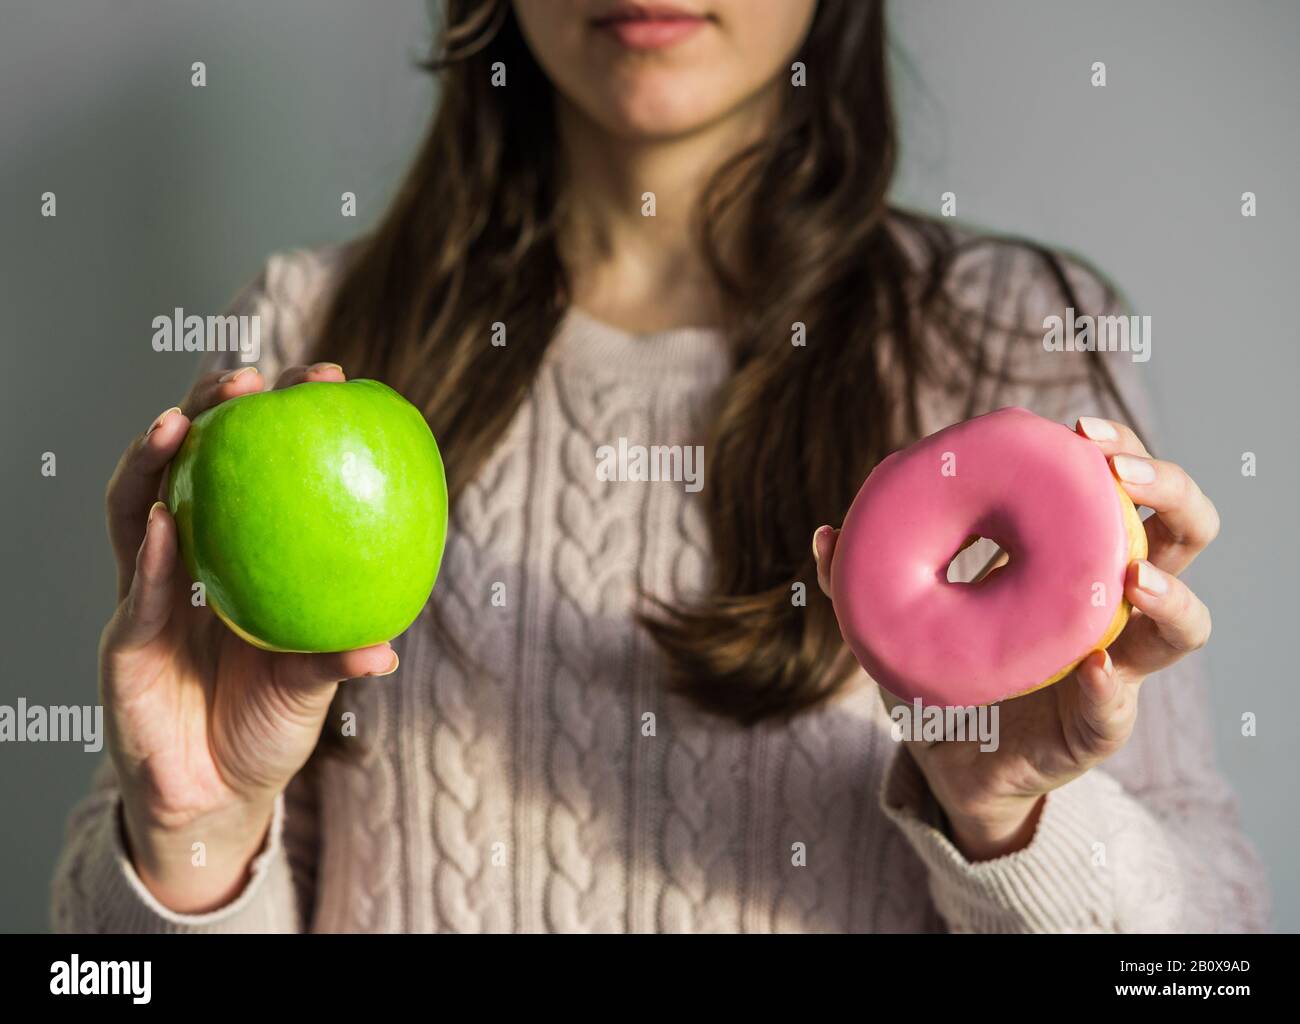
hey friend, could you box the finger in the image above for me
[272,644,400,693]
[1062,649,1134,760]
[106,406,191,596]
[1110,454,1221,574]
[111,502,180,651]
[108,366,264,593]
[273,362,346,390]
[811,525,838,597]
[179,365,264,420]
[1108,560,1213,679]
[1075,416,1151,458]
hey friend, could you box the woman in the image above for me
[53,0,1266,932]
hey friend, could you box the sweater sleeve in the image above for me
[50,758,320,933]
[50,250,338,933]
[879,658,1269,933]
[876,243,1269,933]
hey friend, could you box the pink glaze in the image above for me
[830,407,1131,706]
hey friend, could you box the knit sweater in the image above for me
[52,237,1269,933]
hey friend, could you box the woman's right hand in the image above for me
[100,362,399,914]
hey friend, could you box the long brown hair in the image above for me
[313,0,1132,725]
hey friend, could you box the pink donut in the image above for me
[830,407,1145,706]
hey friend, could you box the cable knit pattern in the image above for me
[771,696,876,932]
[321,688,402,932]
[51,236,1269,933]
[540,367,644,931]
[423,413,529,934]
[650,387,747,933]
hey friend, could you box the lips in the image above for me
[591,3,712,50]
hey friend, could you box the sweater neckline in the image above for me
[548,306,731,379]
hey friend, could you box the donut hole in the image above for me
[946,535,1009,584]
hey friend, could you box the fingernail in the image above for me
[811,525,830,563]
[1078,416,1117,441]
[146,406,181,439]
[1097,648,1113,674]
[1113,454,1156,484]
[147,500,166,526]
[370,653,400,677]
[311,362,343,374]
[219,366,258,384]
[1136,559,1168,596]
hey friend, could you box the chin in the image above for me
[606,106,716,140]
[589,74,735,140]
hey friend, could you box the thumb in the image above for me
[271,645,400,694]
[114,501,179,650]
[1063,649,1133,760]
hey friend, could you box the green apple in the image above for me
[167,379,448,652]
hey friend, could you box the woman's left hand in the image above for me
[813,415,1220,861]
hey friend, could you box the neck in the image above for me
[555,89,779,333]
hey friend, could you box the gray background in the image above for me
[1,0,1294,932]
